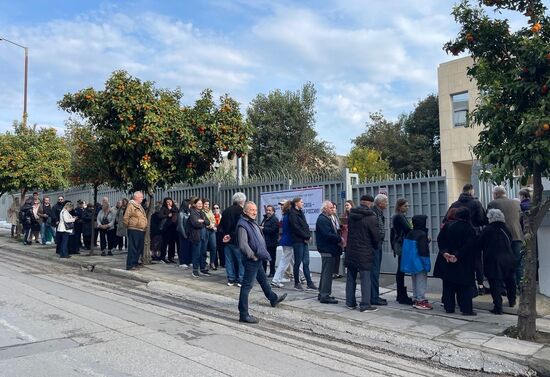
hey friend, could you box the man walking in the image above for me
[237,201,287,324]
[371,194,388,306]
[316,201,343,304]
[123,191,147,271]
[345,198,380,312]
[220,192,246,286]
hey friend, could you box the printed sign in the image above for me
[259,187,324,230]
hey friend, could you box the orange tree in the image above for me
[65,120,111,254]
[0,121,70,200]
[59,70,251,262]
[445,0,550,340]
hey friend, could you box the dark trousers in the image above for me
[55,230,62,254]
[262,246,277,276]
[346,266,372,309]
[177,234,192,265]
[82,234,91,249]
[371,248,382,301]
[59,232,70,257]
[334,254,342,275]
[293,242,313,286]
[191,240,204,272]
[396,254,407,297]
[319,253,335,300]
[160,231,177,261]
[23,225,32,244]
[126,229,144,269]
[238,258,278,319]
[216,232,225,267]
[474,252,484,286]
[99,228,116,251]
[511,240,523,286]
[442,280,473,314]
[74,225,83,249]
[116,236,125,250]
[488,275,516,311]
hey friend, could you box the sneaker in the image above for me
[280,278,290,283]
[413,300,433,310]
[178,264,190,269]
[200,270,211,276]
[359,306,378,312]
[294,283,304,291]
[191,271,200,278]
[160,259,169,264]
[227,282,235,286]
[306,284,318,291]
[271,280,284,288]
[237,283,242,288]
[107,250,113,256]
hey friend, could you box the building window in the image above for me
[451,91,468,127]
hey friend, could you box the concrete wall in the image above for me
[438,56,482,204]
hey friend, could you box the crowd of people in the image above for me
[6,183,531,322]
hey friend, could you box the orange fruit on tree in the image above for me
[543,123,550,131]
[531,23,541,33]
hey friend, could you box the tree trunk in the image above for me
[517,164,550,340]
[89,185,98,256]
[141,191,154,264]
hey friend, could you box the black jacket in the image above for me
[315,212,342,257]
[81,208,93,236]
[479,222,517,280]
[288,206,311,243]
[344,206,380,271]
[446,193,487,228]
[189,208,209,244]
[433,219,477,285]
[51,202,64,225]
[260,214,279,248]
[159,205,178,234]
[220,203,243,246]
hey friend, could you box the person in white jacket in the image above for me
[57,202,76,258]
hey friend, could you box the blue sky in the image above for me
[0,0,524,154]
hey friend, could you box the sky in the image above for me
[0,0,526,154]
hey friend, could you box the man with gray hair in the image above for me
[220,192,247,286]
[315,200,343,304]
[123,191,147,271]
[488,185,523,285]
[370,194,388,305]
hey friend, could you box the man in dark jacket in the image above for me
[260,205,279,277]
[237,201,287,324]
[52,195,65,253]
[220,192,246,286]
[315,201,343,304]
[344,202,380,312]
[288,197,317,291]
[38,196,55,245]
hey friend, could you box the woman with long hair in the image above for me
[189,197,210,278]
[202,199,218,271]
[57,202,76,258]
[391,198,413,305]
[335,199,354,279]
[159,197,178,263]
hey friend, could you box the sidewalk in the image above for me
[1,233,549,376]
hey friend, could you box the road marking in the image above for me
[0,318,36,342]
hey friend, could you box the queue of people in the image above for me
[6,183,531,323]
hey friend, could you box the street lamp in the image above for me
[0,36,28,127]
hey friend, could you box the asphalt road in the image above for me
[0,247,487,377]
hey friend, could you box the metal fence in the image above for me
[0,169,447,274]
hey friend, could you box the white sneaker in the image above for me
[179,264,189,269]
[280,278,290,283]
[271,280,284,288]
[227,282,234,286]
[237,283,242,287]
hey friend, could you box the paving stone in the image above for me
[443,330,494,346]
[483,336,544,356]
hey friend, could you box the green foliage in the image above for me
[0,121,70,195]
[247,82,336,174]
[353,103,440,175]
[58,70,251,195]
[444,0,550,184]
[347,146,393,181]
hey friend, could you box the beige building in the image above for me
[438,56,482,204]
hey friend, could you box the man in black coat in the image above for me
[344,202,380,312]
[220,192,246,286]
[288,197,317,291]
[51,195,65,253]
[315,201,343,304]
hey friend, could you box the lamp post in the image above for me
[0,36,28,128]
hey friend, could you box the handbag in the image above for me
[400,238,423,274]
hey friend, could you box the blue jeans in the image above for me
[203,230,217,266]
[126,229,144,269]
[238,258,278,319]
[191,239,203,272]
[293,242,313,286]
[40,222,55,244]
[225,244,244,283]
[371,248,382,301]
[346,266,372,309]
[59,232,70,257]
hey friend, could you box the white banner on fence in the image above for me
[259,187,324,230]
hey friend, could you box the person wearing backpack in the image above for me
[478,209,517,314]
[391,198,413,305]
[401,215,432,310]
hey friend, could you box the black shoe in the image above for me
[397,296,413,305]
[167,259,176,264]
[490,308,503,315]
[239,315,259,324]
[445,309,455,314]
[271,293,288,307]
[268,273,275,278]
[462,311,477,316]
[107,250,113,256]
[100,251,106,256]
[200,270,211,276]
[371,299,388,306]
[509,299,516,308]
[359,305,378,312]
[320,298,339,304]
[318,295,335,301]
